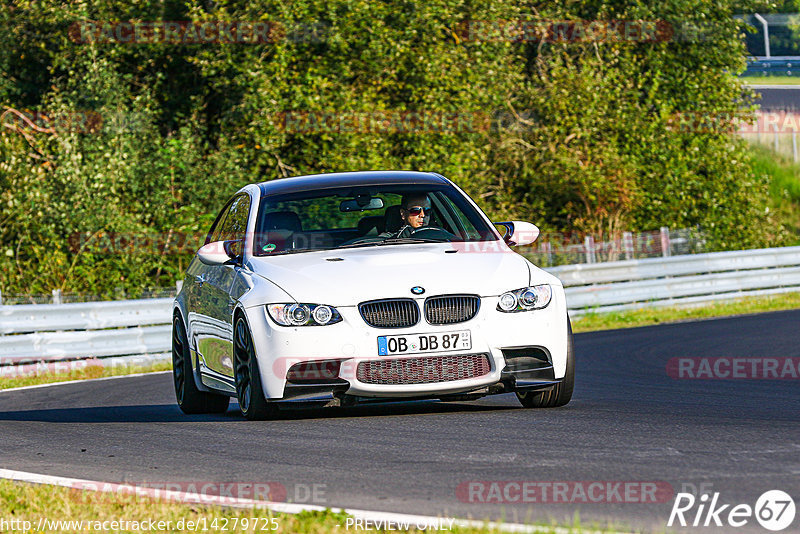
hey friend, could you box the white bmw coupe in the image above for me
[173,171,573,419]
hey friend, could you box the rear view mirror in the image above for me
[340,195,384,212]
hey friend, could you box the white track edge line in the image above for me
[0,370,171,394]
[0,468,626,534]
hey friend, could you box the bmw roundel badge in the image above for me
[411,286,425,295]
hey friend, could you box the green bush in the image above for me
[0,0,790,296]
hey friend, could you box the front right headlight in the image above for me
[497,284,552,312]
[267,303,342,326]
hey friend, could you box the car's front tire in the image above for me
[234,315,278,420]
[172,316,230,414]
[516,318,574,408]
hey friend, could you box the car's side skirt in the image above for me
[198,364,237,395]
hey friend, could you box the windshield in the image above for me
[253,183,498,256]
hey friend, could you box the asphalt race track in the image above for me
[750,85,800,111]
[2,310,799,532]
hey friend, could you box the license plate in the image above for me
[377,331,471,356]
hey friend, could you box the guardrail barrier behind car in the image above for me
[553,246,800,315]
[1,246,799,366]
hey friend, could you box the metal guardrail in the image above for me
[0,299,172,365]
[551,246,800,315]
[2,325,171,363]
[0,298,172,335]
[1,246,799,365]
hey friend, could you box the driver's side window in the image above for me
[206,197,236,244]
[221,195,251,243]
[435,193,481,240]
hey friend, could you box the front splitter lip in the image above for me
[279,376,563,405]
[342,375,500,397]
[281,371,500,399]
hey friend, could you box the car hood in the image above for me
[248,242,535,306]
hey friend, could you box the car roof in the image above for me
[256,171,449,197]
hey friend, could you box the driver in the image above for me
[394,193,430,237]
[401,194,430,228]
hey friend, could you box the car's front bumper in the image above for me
[243,289,569,401]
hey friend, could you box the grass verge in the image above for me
[0,359,171,391]
[740,75,800,85]
[0,479,610,534]
[748,144,800,245]
[572,291,800,333]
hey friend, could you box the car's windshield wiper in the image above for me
[335,241,384,249]
[260,248,320,256]
[263,243,382,255]
[262,237,445,255]
[378,237,445,245]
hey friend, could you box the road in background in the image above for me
[749,84,800,110]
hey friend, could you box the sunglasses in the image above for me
[406,206,430,216]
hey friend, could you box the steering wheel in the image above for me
[407,226,456,240]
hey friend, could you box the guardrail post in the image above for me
[623,232,634,260]
[754,14,771,58]
[52,289,62,304]
[773,123,779,152]
[660,227,671,257]
[584,235,596,264]
[0,289,3,305]
[176,280,183,293]
[540,241,553,265]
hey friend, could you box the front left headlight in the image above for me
[267,303,343,326]
[497,284,552,312]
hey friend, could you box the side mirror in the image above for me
[223,239,244,264]
[494,221,539,247]
[198,240,242,266]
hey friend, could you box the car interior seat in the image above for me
[261,211,303,232]
[382,205,403,234]
[357,215,385,236]
[258,211,302,252]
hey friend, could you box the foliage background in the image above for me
[0,0,793,296]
